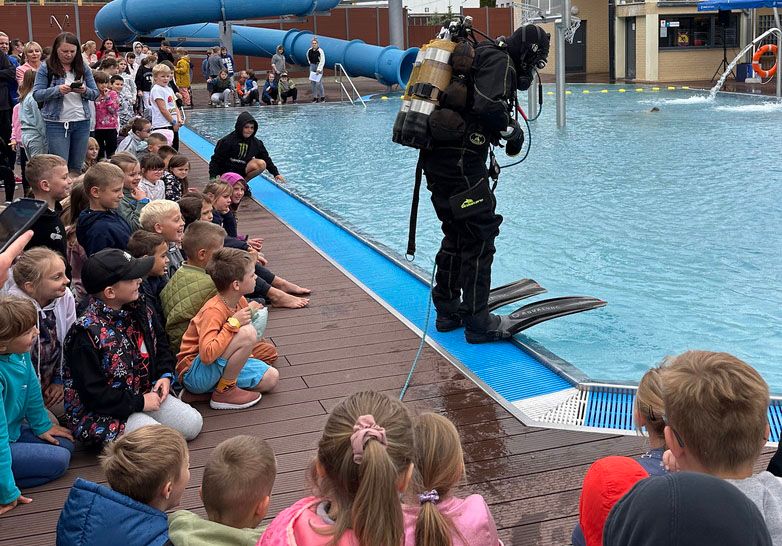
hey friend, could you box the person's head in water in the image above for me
[650,107,660,112]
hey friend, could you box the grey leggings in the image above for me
[124,395,203,440]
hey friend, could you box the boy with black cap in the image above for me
[62,248,202,446]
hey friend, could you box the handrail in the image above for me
[334,63,366,107]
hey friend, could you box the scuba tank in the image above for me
[393,39,456,150]
[392,47,425,145]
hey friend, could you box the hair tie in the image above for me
[350,415,387,464]
[419,490,440,505]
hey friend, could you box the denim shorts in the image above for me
[182,355,270,394]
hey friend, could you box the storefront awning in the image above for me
[698,0,782,11]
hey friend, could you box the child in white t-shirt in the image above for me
[149,64,181,146]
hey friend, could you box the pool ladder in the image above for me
[334,64,366,108]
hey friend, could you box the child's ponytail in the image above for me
[411,413,468,546]
[353,416,405,546]
[315,391,414,546]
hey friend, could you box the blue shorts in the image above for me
[183,355,271,394]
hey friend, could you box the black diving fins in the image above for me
[487,278,547,311]
[504,296,607,335]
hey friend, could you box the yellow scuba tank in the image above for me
[394,39,456,150]
[392,46,426,145]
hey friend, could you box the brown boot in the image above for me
[178,389,212,405]
[210,385,262,410]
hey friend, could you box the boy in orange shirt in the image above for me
[176,248,278,410]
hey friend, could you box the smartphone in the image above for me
[70,80,83,89]
[0,199,47,253]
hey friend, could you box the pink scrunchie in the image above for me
[350,415,387,464]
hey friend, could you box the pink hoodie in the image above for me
[402,495,502,546]
[257,497,361,546]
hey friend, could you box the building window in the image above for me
[758,14,776,45]
[658,14,739,49]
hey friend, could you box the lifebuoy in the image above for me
[752,44,778,78]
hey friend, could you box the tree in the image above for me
[480,0,497,6]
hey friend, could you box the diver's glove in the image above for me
[501,119,525,156]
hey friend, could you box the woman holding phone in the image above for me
[33,33,98,172]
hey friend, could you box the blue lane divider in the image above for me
[180,126,571,402]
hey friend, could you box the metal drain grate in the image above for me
[523,384,782,442]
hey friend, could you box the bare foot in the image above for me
[273,278,312,296]
[268,287,309,308]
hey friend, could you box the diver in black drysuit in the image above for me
[424,25,550,343]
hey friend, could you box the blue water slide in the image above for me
[94,0,418,87]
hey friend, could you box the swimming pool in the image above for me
[187,85,782,392]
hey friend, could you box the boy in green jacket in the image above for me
[161,221,226,352]
[168,435,276,545]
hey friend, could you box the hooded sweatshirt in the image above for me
[116,131,149,157]
[75,208,132,256]
[603,472,772,546]
[6,283,76,391]
[168,510,262,546]
[208,112,279,178]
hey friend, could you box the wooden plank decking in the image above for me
[5,142,760,545]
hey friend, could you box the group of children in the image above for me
[0,118,314,516]
[52,391,500,546]
[573,350,782,546]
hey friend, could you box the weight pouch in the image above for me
[440,79,468,110]
[448,178,494,220]
[429,108,466,142]
[450,42,476,75]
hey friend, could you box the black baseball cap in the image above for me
[82,248,155,295]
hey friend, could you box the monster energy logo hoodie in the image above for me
[208,111,280,178]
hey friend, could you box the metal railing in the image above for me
[334,63,366,107]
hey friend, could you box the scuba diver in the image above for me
[394,20,605,343]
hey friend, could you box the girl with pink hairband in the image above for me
[259,391,415,546]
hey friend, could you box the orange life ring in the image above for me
[752,44,778,78]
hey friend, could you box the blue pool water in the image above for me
[187,85,782,392]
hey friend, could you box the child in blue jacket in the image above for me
[0,295,73,515]
[75,162,133,256]
[57,425,190,546]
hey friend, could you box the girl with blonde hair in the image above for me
[260,391,415,546]
[403,413,501,546]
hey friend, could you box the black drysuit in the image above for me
[423,42,518,333]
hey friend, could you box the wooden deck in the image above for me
[6,142,771,545]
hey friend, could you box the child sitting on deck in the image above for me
[63,249,202,445]
[403,412,501,546]
[168,435,277,545]
[162,154,190,201]
[259,391,415,546]
[176,248,279,410]
[75,163,133,256]
[111,152,148,231]
[0,295,74,515]
[139,153,167,201]
[116,117,151,158]
[127,229,170,321]
[661,350,782,543]
[178,192,213,226]
[57,425,189,545]
[7,248,75,415]
[161,221,224,353]
[205,180,310,309]
[139,199,186,277]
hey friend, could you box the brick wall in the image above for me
[659,48,728,82]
